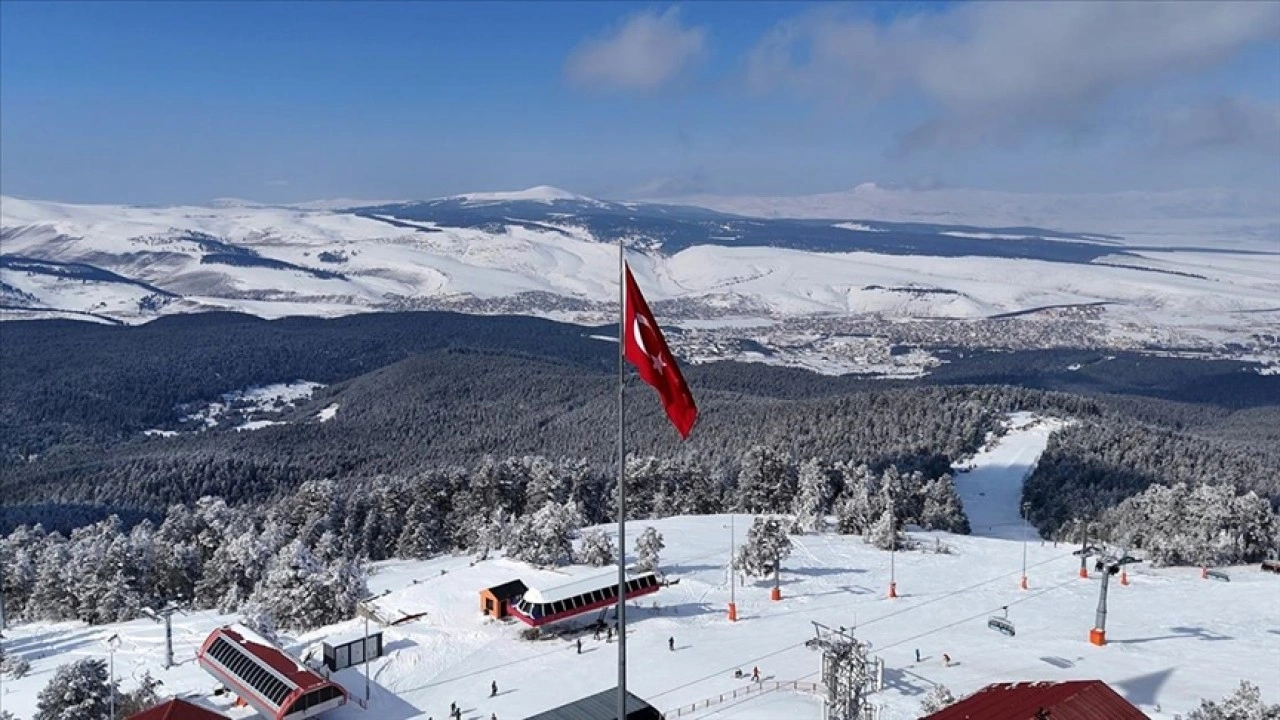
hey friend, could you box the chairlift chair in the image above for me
[987,606,1016,637]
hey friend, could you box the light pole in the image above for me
[728,515,737,622]
[1020,502,1030,590]
[357,595,378,705]
[107,633,121,720]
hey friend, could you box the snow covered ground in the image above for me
[3,419,1278,720]
[3,195,1277,365]
[952,413,1067,541]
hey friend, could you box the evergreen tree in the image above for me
[736,446,798,514]
[835,483,875,536]
[791,459,836,534]
[919,475,970,534]
[920,684,957,714]
[868,504,903,551]
[30,536,75,621]
[1177,680,1280,720]
[735,517,793,579]
[395,491,447,560]
[249,538,365,631]
[33,658,117,720]
[576,528,615,567]
[634,527,665,573]
[507,501,582,567]
[117,672,162,717]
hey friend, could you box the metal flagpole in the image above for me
[616,237,628,720]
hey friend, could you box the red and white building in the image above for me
[922,680,1149,720]
[197,625,347,720]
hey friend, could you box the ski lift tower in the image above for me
[140,605,182,669]
[1089,550,1142,646]
[1073,541,1102,579]
[806,622,883,720]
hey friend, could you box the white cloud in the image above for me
[1153,96,1280,152]
[566,7,706,92]
[747,2,1280,151]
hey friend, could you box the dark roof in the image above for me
[923,680,1149,720]
[485,579,528,601]
[127,698,230,720]
[523,687,662,720]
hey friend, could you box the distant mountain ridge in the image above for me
[2,189,1277,374]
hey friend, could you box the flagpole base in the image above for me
[727,602,737,622]
[1089,628,1106,646]
[770,587,781,602]
[888,582,897,599]
[1078,567,1089,579]
[1119,571,1129,586]
[1019,575,1028,590]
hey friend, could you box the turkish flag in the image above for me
[623,263,698,439]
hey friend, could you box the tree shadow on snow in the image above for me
[787,566,867,577]
[1110,626,1232,645]
[1113,667,1175,708]
[666,563,724,574]
[383,637,418,654]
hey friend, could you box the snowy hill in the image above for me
[2,192,1278,373]
[2,417,1276,719]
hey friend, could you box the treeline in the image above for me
[3,350,1018,530]
[1096,483,1276,566]
[1,449,967,631]
[1023,417,1280,539]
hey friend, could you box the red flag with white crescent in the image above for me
[623,263,697,439]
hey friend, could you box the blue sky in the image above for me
[2,1,1277,204]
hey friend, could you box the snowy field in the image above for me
[3,419,1278,719]
[3,195,1278,361]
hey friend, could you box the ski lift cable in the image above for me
[876,576,1080,654]
[648,548,1080,700]
[779,576,1081,690]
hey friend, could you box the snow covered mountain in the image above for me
[2,189,1277,373]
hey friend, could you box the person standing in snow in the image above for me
[668,636,675,652]
[576,638,582,654]
[491,680,498,697]
[914,649,920,662]
[752,666,760,682]
[943,653,951,667]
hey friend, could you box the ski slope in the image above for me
[2,418,1277,720]
[952,412,1067,541]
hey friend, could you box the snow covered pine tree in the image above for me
[634,527,665,573]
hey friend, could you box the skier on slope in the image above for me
[668,636,675,652]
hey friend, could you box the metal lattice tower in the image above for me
[807,622,883,720]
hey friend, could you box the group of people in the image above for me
[428,685,502,720]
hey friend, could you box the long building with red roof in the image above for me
[196,624,347,720]
[922,680,1149,720]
